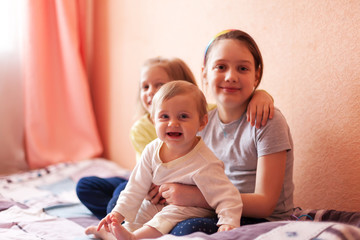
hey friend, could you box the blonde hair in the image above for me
[151,81,208,120]
[137,57,197,117]
[143,57,197,86]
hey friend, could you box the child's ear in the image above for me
[198,114,208,131]
[201,67,209,90]
[201,66,207,82]
[150,115,155,124]
[254,68,261,88]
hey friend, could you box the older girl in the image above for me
[158,30,294,235]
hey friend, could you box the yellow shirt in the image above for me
[130,114,157,162]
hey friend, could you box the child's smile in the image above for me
[167,132,182,137]
[220,86,241,93]
[154,93,205,156]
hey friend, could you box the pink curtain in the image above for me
[23,0,103,169]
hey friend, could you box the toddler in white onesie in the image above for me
[97,80,243,240]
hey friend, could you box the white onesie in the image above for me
[112,137,243,234]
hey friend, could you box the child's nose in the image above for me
[225,68,238,83]
[149,86,156,96]
[168,119,180,127]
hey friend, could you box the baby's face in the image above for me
[140,66,171,113]
[153,93,206,153]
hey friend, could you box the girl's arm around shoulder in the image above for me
[247,89,275,129]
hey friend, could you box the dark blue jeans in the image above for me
[170,216,268,235]
[76,176,267,235]
[76,176,128,220]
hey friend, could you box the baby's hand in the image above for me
[110,211,123,223]
[218,224,236,232]
[97,213,113,232]
[97,212,124,232]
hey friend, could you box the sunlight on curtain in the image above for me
[0,0,27,175]
[0,2,15,52]
[23,0,103,169]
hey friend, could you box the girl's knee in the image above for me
[76,176,99,196]
[170,218,218,236]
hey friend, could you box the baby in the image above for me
[97,80,243,240]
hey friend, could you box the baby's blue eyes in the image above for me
[158,114,189,120]
[179,114,189,119]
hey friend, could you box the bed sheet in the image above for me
[1,158,359,240]
[157,220,360,240]
[0,158,130,240]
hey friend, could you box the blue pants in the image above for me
[76,176,267,235]
[170,216,268,235]
[76,176,128,220]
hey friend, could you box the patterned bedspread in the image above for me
[1,159,359,240]
[0,158,130,239]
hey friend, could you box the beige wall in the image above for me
[92,0,360,212]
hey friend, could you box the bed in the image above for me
[1,159,359,239]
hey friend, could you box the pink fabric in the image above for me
[23,0,103,169]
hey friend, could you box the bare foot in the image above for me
[112,222,136,240]
[85,225,117,240]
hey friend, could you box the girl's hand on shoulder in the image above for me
[247,89,274,129]
[218,224,236,232]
